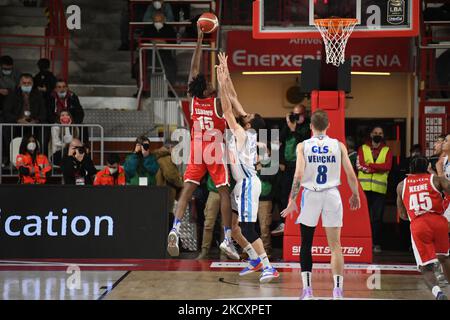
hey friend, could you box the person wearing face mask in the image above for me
[3,73,47,124]
[50,111,79,166]
[2,73,48,163]
[48,79,84,124]
[272,103,311,236]
[0,55,20,114]
[357,126,393,253]
[16,135,51,184]
[142,0,174,24]
[140,12,177,88]
[94,154,126,186]
[123,135,159,186]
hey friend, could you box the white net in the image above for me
[314,19,358,67]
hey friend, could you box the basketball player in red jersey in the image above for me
[396,156,450,300]
[167,28,247,258]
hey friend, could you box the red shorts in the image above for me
[183,139,229,188]
[410,214,449,266]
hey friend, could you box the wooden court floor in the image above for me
[0,259,446,300]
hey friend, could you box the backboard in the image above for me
[253,0,419,39]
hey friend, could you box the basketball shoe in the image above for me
[260,266,279,283]
[219,238,240,260]
[239,258,263,276]
[167,229,179,257]
[300,288,314,300]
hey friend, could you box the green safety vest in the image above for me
[358,144,390,194]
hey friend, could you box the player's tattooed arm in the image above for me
[290,178,302,201]
[290,143,306,200]
[280,143,305,218]
[434,175,450,194]
[396,181,408,221]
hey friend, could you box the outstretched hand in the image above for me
[218,52,231,81]
[280,200,298,219]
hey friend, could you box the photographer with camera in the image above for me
[124,135,159,186]
[271,103,311,236]
[61,138,97,185]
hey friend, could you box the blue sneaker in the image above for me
[239,258,263,276]
[259,266,279,283]
[436,292,448,300]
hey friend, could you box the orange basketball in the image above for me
[197,12,219,34]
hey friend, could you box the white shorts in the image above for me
[231,176,261,223]
[296,187,343,228]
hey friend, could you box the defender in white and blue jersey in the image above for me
[217,56,279,283]
[281,109,361,300]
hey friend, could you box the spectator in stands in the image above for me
[140,12,177,86]
[3,73,47,124]
[124,135,159,185]
[48,79,84,124]
[34,58,57,104]
[16,134,51,184]
[0,55,20,109]
[272,103,311,236]
[50,111,79,166]
[142,0,174,23]
[2,73,48,163]
[61,138,97,185]
[94,153,126,186]
[154,142,183,214]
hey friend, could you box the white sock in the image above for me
[172,217,181,233]
[259,254,271,269]
[244,244,258,260]
[301,271,312,289]
[302,271,312,289]
[432,285,442,298]
[333,275,344,289]
[224,227,232,241]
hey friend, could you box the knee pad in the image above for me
[240,222,259,243]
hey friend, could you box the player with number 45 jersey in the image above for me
[396,156,450,300]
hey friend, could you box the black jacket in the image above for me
[47,91,85,124]
[280,119,311,166]
[3,88,48,123]
[61,154,97,185]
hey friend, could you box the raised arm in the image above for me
[280,142,305,217]
[217,52,247,117]
[396,181,409,221]
[188,29,204,84]
[217,65,246,147]
[340,142,361,210]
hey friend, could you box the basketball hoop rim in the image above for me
[314,18,359,29]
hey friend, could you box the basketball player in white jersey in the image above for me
[281,109,361,300]
[216,58,279,282]
[437,133,450,227]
